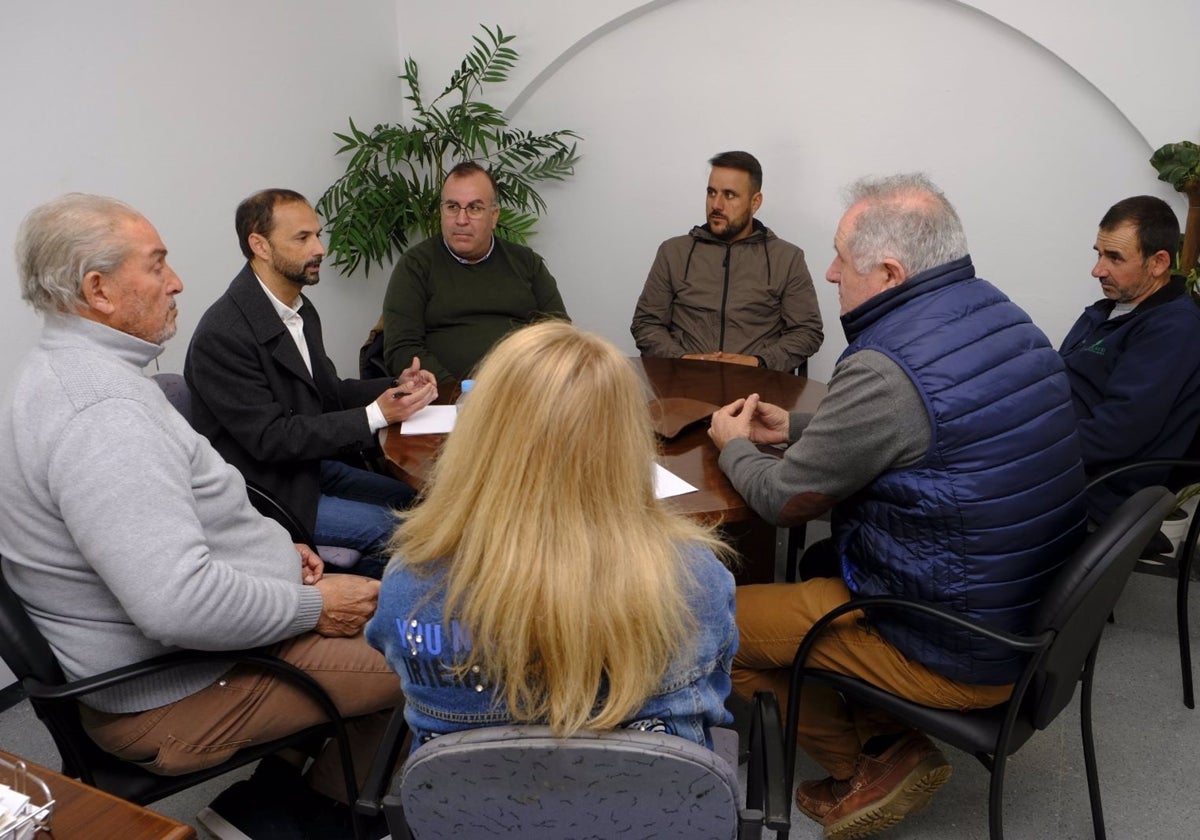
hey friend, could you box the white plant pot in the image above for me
[1161,495,1200,556]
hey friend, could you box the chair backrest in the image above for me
[152,372,192,422]
[360,317,388,380]
[0,556,111,780]
[1170,419,1200,489]
[1025,486,1176,728]
[0,558,66,687]
[389,726,741,840]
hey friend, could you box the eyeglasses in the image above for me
[440,201,495,220]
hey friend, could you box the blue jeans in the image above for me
[314,460,415,577]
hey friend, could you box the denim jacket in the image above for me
[365,543,737,751]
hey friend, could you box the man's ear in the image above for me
[80,270,117,315]
[750,191,763,216]
[1148,248,1173,278]
[248,232,271,262]
[880,257,909,289]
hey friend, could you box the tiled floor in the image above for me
[2,570,1197,839]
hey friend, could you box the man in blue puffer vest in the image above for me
[710,174,1087,840]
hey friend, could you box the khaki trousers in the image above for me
[80,632,402,802]
[732,578,1011,779]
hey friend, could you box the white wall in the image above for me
[0,0,403,398]
[0,0,403,687]
[393,0,1200,382]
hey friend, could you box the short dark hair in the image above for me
[443,161,499,203]
[708,151,762,194]
[235,188,309,260]
[1099,195,1180,262]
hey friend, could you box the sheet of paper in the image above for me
[655,463,698,499]
[396,418,696,500]
[398,405,458,435]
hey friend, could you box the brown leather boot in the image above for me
[822,731,952,840]
[795,776,853,822]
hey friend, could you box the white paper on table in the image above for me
[396,417,696,500]
[398,405,458,435]
[654,463,698,499]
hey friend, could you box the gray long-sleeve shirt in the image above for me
[0,314,323,713]
[719,350,931,526]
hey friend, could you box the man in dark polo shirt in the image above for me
[1059,195,1200,523]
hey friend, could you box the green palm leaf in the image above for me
[317,24,582,277]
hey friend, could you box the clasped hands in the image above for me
[377,356,439,424]
[295,543,381,637]
[708,392,790,450]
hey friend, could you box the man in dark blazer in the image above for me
[186,189,436,576]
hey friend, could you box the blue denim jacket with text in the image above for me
[365,543,737,751]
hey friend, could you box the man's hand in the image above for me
[296,543,323,585]
[376,379,437,425]
[709,397,753,449]
[396,356,438,393]
[681,351,761,367]
[745,395,790,444]
[313,574,381,637]
[709,393,790,449]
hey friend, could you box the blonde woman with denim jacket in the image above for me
[366,321,737,751]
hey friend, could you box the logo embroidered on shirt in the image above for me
[1083,340,1106,355]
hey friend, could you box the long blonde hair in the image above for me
[392,321,728,736]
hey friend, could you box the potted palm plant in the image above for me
[1148,141,1200,555]
[1150,139,1200,294]
[317,25,581,277]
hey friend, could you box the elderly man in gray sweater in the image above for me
[0,194,399,840]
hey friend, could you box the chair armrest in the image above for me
[1086,458,1200,490]
[744,690,789,833]
[23,645,365,810]
[783,595,1054,786]
[245,481,318,549]
[24,648,342,724]
[355,705,410,817]
[792,596,1052,675]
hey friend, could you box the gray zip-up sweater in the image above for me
[0,313,323,713]
[719,350,930,525]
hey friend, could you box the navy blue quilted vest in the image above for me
[834,256,1087,684]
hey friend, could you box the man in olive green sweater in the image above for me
[381,161,569,382]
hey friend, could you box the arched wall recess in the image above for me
[484,0,1179,380]
[507,0,1153,150]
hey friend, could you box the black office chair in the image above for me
[1086,457,1200,708]
[359,317,388,380]
[356,691,789,840]
[245,480,317,547]
[0,555,367,840]
[779,486,1175,840]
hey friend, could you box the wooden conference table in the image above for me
[0,749,195,840]
[380,357,827,583]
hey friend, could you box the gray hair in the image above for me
[843,173,969,276]
[15,193,142,314]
